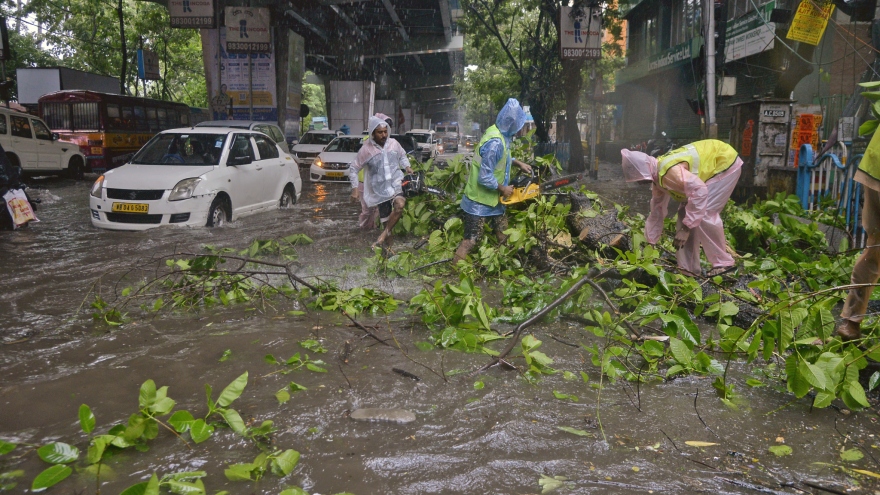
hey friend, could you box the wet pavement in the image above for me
[1,157,879,495]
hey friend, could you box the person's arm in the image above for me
[513,158,532,175]
[348,153,365,201]
[477,139,504,192]
[645,184,669,244]
[663,163,708,229]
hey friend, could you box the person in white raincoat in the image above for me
[620,140,743,276]
[349,115,413,249]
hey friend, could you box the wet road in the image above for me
[1,160,878,495]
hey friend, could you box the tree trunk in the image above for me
[565,192,630,254]
[562,59,584,172]
[118,0,127,95]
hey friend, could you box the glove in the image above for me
[350,188,360,202]
[672,225,690,250]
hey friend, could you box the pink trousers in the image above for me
[675,163,742,275]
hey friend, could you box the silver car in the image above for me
[195,120,290,154]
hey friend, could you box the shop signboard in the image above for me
[225,7,270,53]
[786,0,834,46]
[725,1,775,62]
[169,0,214,28]
[559,6,602,60]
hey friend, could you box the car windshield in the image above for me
[409,133,430,143]
[300,133,337,145]
[131,133,227,166]
[391,135,415,153]
[324,138,363,153]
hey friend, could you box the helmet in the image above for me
[401,171,424,198]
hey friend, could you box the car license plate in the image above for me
[111,202,149,213]
[326,172,344,178]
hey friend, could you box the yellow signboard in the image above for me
[786,0,834,46]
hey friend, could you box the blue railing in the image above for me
[796,143,864,247]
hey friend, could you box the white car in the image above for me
[309,136,364,182]
[291,130,343,167]
[406,129,437,161]
[88,127,302,230]
[0,106,87,179]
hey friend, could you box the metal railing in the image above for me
[534,142,570,168]
[796,143,864,247]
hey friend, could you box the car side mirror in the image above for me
[227,155,252,166]
[52,132,59,140]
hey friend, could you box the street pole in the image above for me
[705,0,717,138]
[248,51,254,120]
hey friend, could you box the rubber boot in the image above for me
[835,319,861,342]
[453,239,476,264]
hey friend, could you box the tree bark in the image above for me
[118,0,127,95]
[562,59,584,172]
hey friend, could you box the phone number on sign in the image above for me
[227,42,270,52]
[171,17,213,26]
[562,48,601,58]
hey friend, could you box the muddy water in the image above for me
[1,164,879,495]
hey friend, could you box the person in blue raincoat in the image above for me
[452,98,532,263]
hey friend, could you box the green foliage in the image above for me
[224,449,300,481]
[119,471,208,495]
[311,287,399,317]
[264,353,327,375]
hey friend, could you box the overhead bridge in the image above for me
[143,0,464,137]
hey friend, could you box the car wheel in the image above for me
[279,184,296,208]
[206,197,229,227]
[66,156,84,180]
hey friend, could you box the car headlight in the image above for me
[314,158,324,168]
[90,175,104,198]
[168,178,201,201]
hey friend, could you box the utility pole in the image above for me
[705,0,717,138]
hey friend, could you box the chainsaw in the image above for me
[500,170,583,205]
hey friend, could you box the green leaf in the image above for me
[220,408,246,434]
[224,463,256,481]
[169,410,196,433]
[860,119,880,136]
[557,426,590,436]
[31,464,72,492]
[271,449,301,476]
[813,391,835,409]
[275,388,291,405]
[289,382,307,392]
[87,435,112,464]
[768,445,793,456]
[306,363,328,373]
[149,397,176,416]
[0,439,16,455]
[797,360,827,391]
[552,390,578,402]
[279,489,309,495]
[37,442,79,464]
[217,372,248,407]
[164,479,206,495]
[669,337,693,366]
[846,381,871,409]
[474,380,484,390]
[139,380,157,409]
[841,448,864,462]
[745,378,765,387]
[79,404,96,434]
[190,419,214,444]
[218,349,232,362]
[869,371,880,392]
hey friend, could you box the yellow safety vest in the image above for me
[657,140,738,200]
[859,129,880,182]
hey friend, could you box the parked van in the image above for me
[0,106,87,179]
[405,129,437,161]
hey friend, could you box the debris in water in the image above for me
[349,408,417,423]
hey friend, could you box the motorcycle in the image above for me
[648,131,676,158]
[0,147,39,230]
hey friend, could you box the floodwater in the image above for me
[1,160,879,495]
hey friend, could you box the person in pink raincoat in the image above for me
[349,115,412,250]
[620,139,743,276]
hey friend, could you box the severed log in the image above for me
[566,192,631,255]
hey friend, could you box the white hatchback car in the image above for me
[291,129,343,167]
[88,127,302,230]
[309,136,364,182]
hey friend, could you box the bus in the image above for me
[433,121,460,152]
[38,90,192,172]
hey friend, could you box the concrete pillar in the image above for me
[329,80,375,135]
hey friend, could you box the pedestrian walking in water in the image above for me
[349,115,412,250]
[620,139,743,276]
[356,114,395,230]
[836,130,880,341]
[452,98,532,263]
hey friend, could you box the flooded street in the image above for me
[2,161,880,495]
